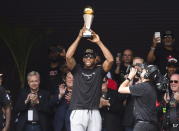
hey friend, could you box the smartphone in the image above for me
[154,32,161,43]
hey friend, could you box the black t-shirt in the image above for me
[129,81,157,123]
[123,95,135,126]
[155,47,179,74]
[70,64,106,110]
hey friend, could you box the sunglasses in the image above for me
[170,80,179,84]
[83,54,95,59]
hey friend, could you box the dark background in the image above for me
[0,0,179,95]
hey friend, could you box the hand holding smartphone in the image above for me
[154,32,161,43]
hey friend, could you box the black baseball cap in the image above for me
[163,30,174,38]
[83,48,96,58]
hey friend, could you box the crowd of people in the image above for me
[0,28,179,131]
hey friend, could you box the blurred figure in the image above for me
[0,74,11,131]
[100,77,125,131]
[163,73,179,131]
[0,74,3,86]
[47,44,67,95]
[166,57,179,78]
[114,49,133,84]
[52,72,73,131]
[147,30,179,74]
[14,71,50,131]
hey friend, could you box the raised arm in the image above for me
[118,67,137,94]
[3,105,11,131]
[147,36,160,63]
[66,28,84,70]
[88,31,114,72]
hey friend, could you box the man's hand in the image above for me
[78,27,86,38]
[128,67,137,80]
[30,93,39,105]
[59,84,66,97]
[25,93,31,104]
[65,90,72,103]
[88,31,101,44]
[152,36,160,48]
[99,98,110,108]
[174,92,179,102]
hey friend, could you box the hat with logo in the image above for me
[163,30,174,38]
[83,48,96,58]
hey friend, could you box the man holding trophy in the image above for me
[66,6,114,131]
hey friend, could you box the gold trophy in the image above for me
[83,6,94,37]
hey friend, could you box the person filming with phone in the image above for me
[147,30,179,75]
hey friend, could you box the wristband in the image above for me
[126,78,131,81]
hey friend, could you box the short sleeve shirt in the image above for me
[70,64,106,110]
[129,82,157,123]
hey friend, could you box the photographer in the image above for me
[163,73,179,131]
[122,57,144,131]
[118,64,158,131]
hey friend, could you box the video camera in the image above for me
[130,63,169,92]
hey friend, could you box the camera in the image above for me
[133,64,169,91]
[155,73,169,92]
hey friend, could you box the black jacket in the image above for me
[14,88,50,131]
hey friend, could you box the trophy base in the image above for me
[83,30,92,38]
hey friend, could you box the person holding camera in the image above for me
[122,57,144,131]
[163,73,179,131]
[118,64,158,131]
[66,27,114,131]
